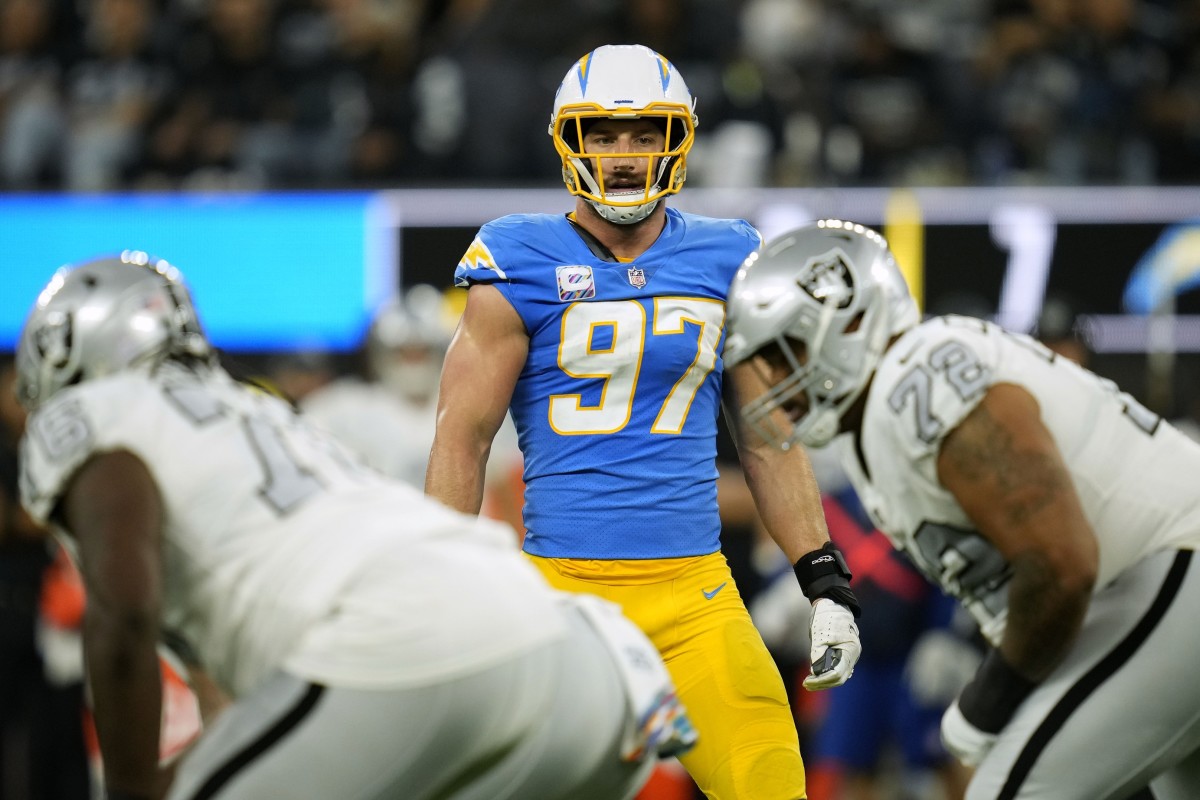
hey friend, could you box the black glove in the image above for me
[957,647,1036,733]
[941,648,1036,766]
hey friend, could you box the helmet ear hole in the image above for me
[657,117,690,152]
[560,117,593,153]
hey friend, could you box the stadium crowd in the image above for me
[2,0,1199,193]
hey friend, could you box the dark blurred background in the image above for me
[2,0,1198,192]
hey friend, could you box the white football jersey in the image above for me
[836,315,1200,644]
[301,379,437,488]
[301,378,523,491]
[19,362,566,697]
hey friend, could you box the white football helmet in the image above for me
[724,220,920,448]
[549,44,697,225]
[16,251,213,411]
[367,284,451,404]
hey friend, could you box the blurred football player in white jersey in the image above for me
[301,284,451,488]
[723,220,1200,800]
[301,286,525,532]
[14,252,697,800]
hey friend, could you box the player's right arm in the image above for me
[934,382,1098,765]
[62,449,170,800]
[936,383,1099,681]
[425,283,528,514]
[938,383,1098,682]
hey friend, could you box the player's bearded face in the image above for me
[581,119,666,197]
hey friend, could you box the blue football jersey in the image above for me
[454,208,761,558]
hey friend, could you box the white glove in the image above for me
[941,698,997,766]
[803,598,861,690]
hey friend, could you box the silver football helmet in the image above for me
[367,284,451,404]
[549,44,697,225]
[724,220,920,448]
[16,251,213,411]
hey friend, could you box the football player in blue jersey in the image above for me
[425,44,862,799]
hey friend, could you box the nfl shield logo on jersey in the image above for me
[627,268,647,289]
[556,265,596,301]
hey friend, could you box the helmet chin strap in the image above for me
[570,154,674,226]
[588,195,660,225]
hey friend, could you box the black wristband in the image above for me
[958,648,1037,733]
[793,542,861,618]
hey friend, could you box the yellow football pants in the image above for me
[529,551,806,800]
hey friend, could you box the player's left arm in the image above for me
[725,360,861,690]
[727,361,829,560]
[61,449,170,800]
[936,382,1098,762]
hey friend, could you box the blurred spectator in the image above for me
[298,285,528,535]
[144,0,419,188]
[0,0,67,188]
[734,0,829,186]
[968,0,1172,184]
[142,0,281,187]
[301,284,453,489]
[1144,0,1200,183]
[63,0,173,190]
[3,0,1199,189]
[408,0,620,183]
[317,0,424,184]
[823,11,961,185]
